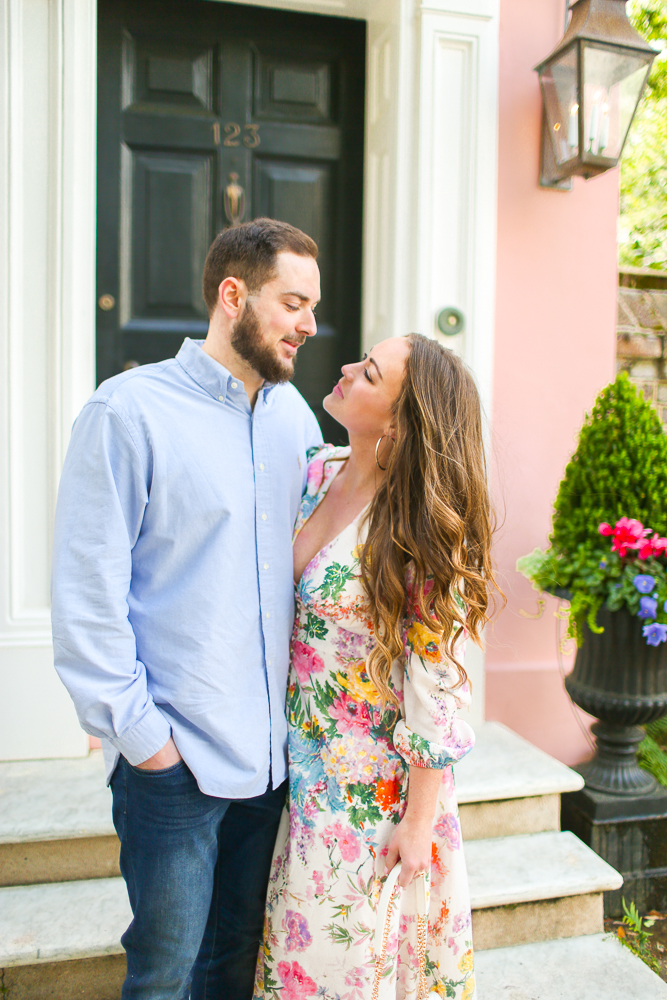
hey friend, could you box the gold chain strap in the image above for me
[416,912,429,1000]
[371,882,400,1000]
[372,878,430,1000]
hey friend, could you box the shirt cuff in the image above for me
[392,719,475,769]
[106,705,173,765]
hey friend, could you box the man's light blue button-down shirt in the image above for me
[51,338,322,798]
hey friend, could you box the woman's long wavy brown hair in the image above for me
[360,334,500,706]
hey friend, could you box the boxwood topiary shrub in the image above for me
[517,373,667,644]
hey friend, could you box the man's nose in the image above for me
[300,310,317,338]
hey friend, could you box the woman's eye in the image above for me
[364,367,373,383]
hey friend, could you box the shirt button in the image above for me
[259,463,265,471]
[218,395,223,401]
[261,513,267,521]
[231,382,238,389]
[267,659,272,666]
[266,612,271,619]
[263,563,269,570]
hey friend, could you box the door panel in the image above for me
[97,0,365,442]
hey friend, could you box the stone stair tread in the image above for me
[475,932,667,999]
[466,830,622,909]
[455,722,584,804]
[0,877,130,967]
[0,751,114,844]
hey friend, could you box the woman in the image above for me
[254,334,497,1000]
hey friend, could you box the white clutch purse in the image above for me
[372,861,440,1000]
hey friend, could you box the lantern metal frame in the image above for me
[535,0,656,190]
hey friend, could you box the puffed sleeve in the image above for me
[392,575,475,769]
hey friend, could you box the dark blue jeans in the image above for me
[110,757,287,1000]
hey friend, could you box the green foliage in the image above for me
[517,374,667,641]
[550,374,667,553]
[638,715,667,785]
[616,898,661,973]
[619,1,667,269]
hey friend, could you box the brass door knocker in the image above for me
[224,173,245,228]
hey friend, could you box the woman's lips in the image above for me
[333,383,343,398]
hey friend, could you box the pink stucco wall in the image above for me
[487,0,619,765]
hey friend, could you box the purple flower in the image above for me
[664,600,667,613]
[634,574,656,594]
[643,623,667,647]
[283,910,313,952]
[599,560,607,569]
[638,596,658,619]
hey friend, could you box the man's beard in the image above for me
[231,301,303,384]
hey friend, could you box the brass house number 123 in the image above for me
[212,123,261,148]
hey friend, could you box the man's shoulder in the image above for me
[90,358,180,410]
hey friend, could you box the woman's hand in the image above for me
[385,813,433,888]
[385,764,443,887]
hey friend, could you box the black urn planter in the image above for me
[565,607,667,796]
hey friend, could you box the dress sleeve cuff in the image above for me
[392,719,475,769]
[106,705,172,765]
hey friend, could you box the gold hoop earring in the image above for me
[375,435,389,471]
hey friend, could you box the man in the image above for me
[51,219,323,999]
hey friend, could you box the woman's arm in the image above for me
[384,765,443,887]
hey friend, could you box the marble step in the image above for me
[0,752,119,886]
[467,829,623,950]
[0,877,129,1000]
[455,722,584,841]
[476,932,667,999]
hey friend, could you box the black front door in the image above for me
[97,0,365,439]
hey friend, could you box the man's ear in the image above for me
[218,276,247,319]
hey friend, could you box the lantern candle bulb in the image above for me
[599,103,609,151]
[568,103,578,148]
[589,101,600,151]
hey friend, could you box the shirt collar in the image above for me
[176,338,279,404]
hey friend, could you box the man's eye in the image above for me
[286,304,299,312]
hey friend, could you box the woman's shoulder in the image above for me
[304,443,350,496]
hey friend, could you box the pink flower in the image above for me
[434,812,461,851]
[639,535,667,560]
[599,522,614,536]
[607,517,650,558]
[322,821,361,862]
[291,640,325,685]
[277,961,318,999]
[306,460,325,490]
[329,690,372,735]
[284,910,313,952]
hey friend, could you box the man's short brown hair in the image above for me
[202,218,318,317]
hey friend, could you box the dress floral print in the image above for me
[254,444,476,1000]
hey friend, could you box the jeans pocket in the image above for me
[128,759,187,777]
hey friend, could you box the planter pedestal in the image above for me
[561,783,667,918]
[576,721,656,796]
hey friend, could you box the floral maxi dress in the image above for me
[254,445,477,1000]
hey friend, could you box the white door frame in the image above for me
[0,0,497,758]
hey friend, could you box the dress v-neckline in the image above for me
[293,454,368,587]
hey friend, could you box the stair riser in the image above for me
[472,892,603,951]
[460,794,560,841]
[0,954,125,1000]
[0,837,120,887]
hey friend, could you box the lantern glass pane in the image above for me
[539,46,579,165]
[582,42,652,159]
